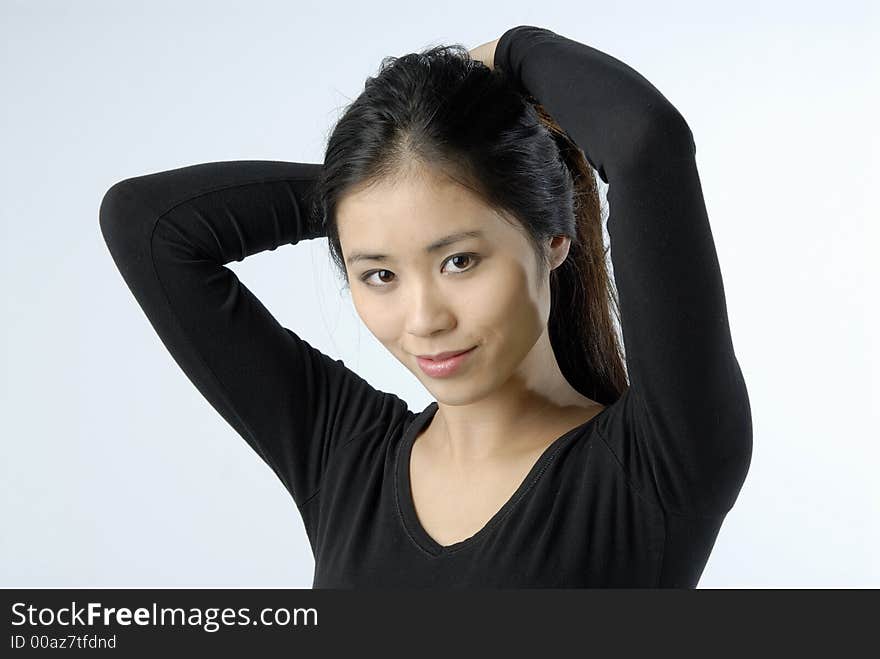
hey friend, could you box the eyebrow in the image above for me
[345,230,486,266]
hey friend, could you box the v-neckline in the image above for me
[394,400,609,557]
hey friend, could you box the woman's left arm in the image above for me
[492,26,752,518]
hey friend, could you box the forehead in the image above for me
[336,170,505,252]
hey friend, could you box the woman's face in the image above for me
[336,167,570,405]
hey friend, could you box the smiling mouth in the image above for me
[418,347,475,361]
[414,346,478,378]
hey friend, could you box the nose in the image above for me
[404,280,456,338]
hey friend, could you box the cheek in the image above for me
[470,261,544,349]
[352,293,401,344]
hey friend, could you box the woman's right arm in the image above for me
[99,160,409,521]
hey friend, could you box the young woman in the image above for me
[100,25,752,588]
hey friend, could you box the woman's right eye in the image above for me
[360,270,395,287]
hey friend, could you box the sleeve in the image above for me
[99,160,410,516]
[495,26,752,517]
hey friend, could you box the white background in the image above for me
[1,0,877,587]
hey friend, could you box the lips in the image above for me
[418,348,474,361]
[415,346,477,378]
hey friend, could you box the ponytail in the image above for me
[534,103,629,405]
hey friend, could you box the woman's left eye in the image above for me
[444,253,480,273]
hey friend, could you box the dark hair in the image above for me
[310,43,628,405]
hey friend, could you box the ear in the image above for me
[547,235,572,271]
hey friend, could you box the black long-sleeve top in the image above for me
[99,25,752,588]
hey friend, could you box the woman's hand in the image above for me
[468,37,500,70]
